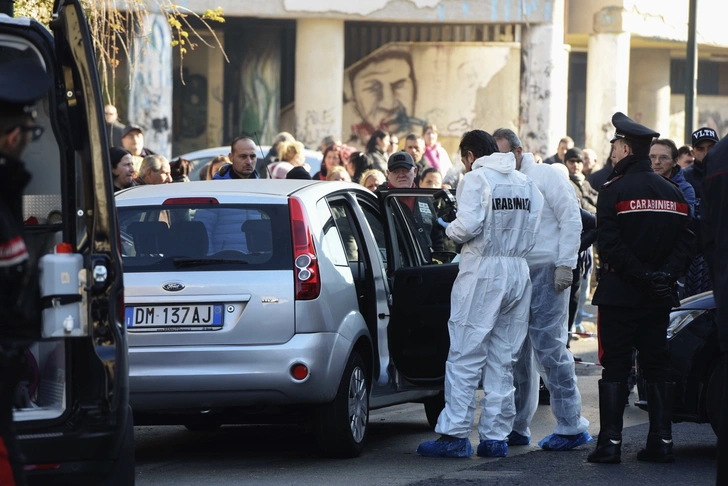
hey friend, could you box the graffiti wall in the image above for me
[342,43,521,149]
[128,13,173,158]
[224,28,281,145]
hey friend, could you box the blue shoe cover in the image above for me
[538,431,594,451]
[507,431,530,446]
[416,437,474,458]
[477,439,508,457]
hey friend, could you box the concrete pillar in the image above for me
[628,49,671,139]
[295,19,344,149]
[585,32,631,159]
[520,0,570,158]
[129,13,173,158]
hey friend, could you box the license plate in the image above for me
[125,304,223,328]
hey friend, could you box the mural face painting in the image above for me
[347,50,419,144]
[342,44,521,148]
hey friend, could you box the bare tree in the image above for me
[14,0,227,102]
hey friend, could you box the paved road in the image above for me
[133,314,719,485]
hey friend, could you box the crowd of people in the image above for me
[104,104,726,470]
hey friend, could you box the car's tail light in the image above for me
[289,197,320,300]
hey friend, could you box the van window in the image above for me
[117,203,292,272]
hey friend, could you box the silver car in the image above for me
[115,180,458,457]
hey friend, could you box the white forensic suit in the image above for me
[435,152,544,441]
[512,153,589,437]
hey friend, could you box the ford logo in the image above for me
[162,282,185,292]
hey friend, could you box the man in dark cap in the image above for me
[682,127,720,297]
[588,112,695,465]
[684,127,719,202]
[375,151,443,261]
[700,136,728,485]
[0,58,52,485]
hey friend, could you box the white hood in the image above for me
[472,152,516,174]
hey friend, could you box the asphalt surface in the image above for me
[133,307,720,485]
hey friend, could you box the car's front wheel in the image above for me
[315,351,369,458]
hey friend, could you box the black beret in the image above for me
[564,147,584,162]
[0,60,51,118]
[610,112,659,144]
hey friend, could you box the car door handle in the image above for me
[405,275,422,286]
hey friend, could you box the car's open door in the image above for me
[0,0,131,481]
[378,189,459,385]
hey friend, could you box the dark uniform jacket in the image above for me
[701,138,728,351]
[0,154,40,342]
[683,160,705,200]
[587,164,613,193]
[592,155,695,308]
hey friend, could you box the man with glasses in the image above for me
[0,59,52,485]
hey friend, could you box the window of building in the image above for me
[670,59,725,95]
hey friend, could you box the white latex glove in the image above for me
[554,266,573,293]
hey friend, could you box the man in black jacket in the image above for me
[700,137,728,485]
[0,59,51,486]
[588,112,695,465]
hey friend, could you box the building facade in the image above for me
[126,0,728,164]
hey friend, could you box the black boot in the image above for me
[588,381,627,464]
[637,382,675,463]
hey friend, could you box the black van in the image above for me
[0,0,131,483]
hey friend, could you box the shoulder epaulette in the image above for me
[601,175,623,189]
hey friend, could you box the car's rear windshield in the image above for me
[117,203,292,272]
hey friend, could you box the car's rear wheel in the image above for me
[315,351,369,458]
[423,391,445,429]
[706,358,725,435]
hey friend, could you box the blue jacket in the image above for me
[671,165,696,218]
[213,164,259,180]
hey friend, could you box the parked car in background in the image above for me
[636,291,721,434]
[115,180,459,457]
[177,145,323,180]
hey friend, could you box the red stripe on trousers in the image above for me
[0,438,17,486]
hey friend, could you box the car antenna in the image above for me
[252,131,272,179]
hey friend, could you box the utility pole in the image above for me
[684,0,698,143]
[0,0,13,17]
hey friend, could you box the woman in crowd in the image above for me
[364,130,389,173]
[422,123,452,177]
[418,167,443,189]
[346,150,370,184]
[359,169,386,193]
[326,166,351,182]
[313,145,345,180]
[269,140,309,179]
[201,155,231,180]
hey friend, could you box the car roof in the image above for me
[113,180,371,206]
